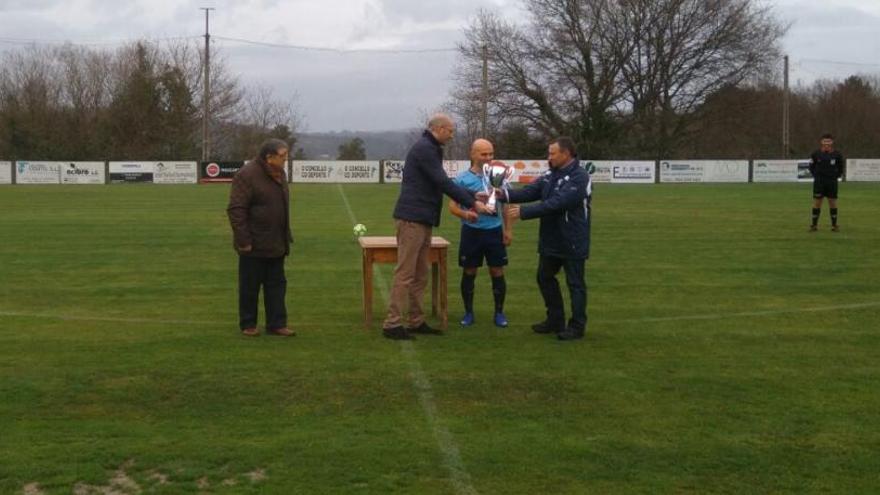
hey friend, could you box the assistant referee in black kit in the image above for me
[809,133,845,232]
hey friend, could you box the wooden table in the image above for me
[359,236,450,329]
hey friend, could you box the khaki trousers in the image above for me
[383,219,432,329]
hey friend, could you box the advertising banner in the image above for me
[442,160,470,179]
[0,161,11,184]
[797,161,814,182]
[200,161,245,183]
[154,162,198,184]
[586,161,612,183]
[109,162,154,183]
[384,160,497,183]
[60,162,105,184]
[846,159,880,181]
[498,159,548,183]
[290,161,380,183]
[382,160,405,183]
[660,160,748,183]
[592,160,656,184]
[15,161,61,184]
[752,159,811,183]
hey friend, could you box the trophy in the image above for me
[482,162,512,214]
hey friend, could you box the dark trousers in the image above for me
[537,255,587,332]
[238,255,287,331]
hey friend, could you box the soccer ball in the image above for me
[353,223,367,237]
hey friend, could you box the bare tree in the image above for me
[0,39,291,161]
[452,0,786,159]
[214,83,301,160]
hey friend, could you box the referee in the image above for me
[809,133,845,232]
[448,139,512,328]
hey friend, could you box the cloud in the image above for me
[1,0,877,131]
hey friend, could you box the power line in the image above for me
[798,57,880,68]
[213,36,457,53]
[0,34,459,54]
[0,35,201,47]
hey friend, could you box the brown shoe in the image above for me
[241,327,259,337]
[268,327,296,336]
[831,225,840,232]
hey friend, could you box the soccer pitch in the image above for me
[1,183,879,494]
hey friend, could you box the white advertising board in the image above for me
[109,162,154,183]
[154,162,198,184]
[660,160,748,183]
[495,159,548,183]
[752,159,811,183]
[59,162,104,184]
[381,160,470,183]
[15,161,61,184]
[290,161,380,183]
[383,160,405,183]
[846,159,880,181]
[591,160,656,183]
[442,160,470,179]
[0,161,11,184]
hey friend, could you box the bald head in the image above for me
[470,138,494,168]
[427,113,455,144]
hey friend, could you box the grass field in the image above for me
[1,182,879,494]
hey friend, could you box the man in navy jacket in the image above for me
[505,137,592,341]
[383,114,491,340]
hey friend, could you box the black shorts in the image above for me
[813,177,839,199]
[458,225,508,268]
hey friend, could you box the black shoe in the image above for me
[408,322,443,335]
[383,326,414,340]
[809,225,818,232]
[531,320,563,334]
[557,329,584,341]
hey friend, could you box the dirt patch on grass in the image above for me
[73,460,142,495]
[245,468,267,483]
[148,471,169,485]
[22,483,45,495]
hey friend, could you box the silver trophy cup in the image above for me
[482,163,511,213]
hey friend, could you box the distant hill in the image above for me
[295,130,417,160]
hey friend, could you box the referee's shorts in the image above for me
[458,225,508,268]
[813,177,839,199]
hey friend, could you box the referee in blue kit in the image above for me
[448,139,512,328]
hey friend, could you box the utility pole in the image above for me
[782,54,790,159]
[480,44,488,138]
[201,7,215,162]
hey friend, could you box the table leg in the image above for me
[363,251,373,329]
[439,247,447,329]
[431,256,439,317]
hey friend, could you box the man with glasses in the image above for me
[227,139,295,337]
[382,114,492,340]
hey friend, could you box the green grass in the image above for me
[1,182,879,494]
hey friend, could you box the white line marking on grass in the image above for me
[337,184,479,495]
[603,301,880,324]
[4,301,876,332]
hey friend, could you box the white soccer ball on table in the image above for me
[353,223,367,237]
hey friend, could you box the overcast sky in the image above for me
[1,0,879,132]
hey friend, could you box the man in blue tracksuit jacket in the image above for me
[504,137,592,341]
